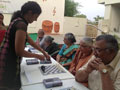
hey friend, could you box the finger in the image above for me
[96,58,102,62]
[91,60,100,65]
[93,58,102,64]
[90,61,99,69]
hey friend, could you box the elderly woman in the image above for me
[43,36,60,57]
[56,33,79,69]
[69,37,93,76]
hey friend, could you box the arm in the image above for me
[90,58,115,90]
[62,62,72,67]
[75,68,91,83]
[114,71,120,90]
[97,61,115,90]
[15,30,44,60]
[36,37,40,45]
[63,52,76,68]
[101,73,114,90]
[56,54,61,62]
[69,60,76,72]
[75,59,95,83]
[56,44,66,62]
[27,34,50,59]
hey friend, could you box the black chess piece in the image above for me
[28,49,32,52]
[41,65,46,72]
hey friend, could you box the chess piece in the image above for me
[41,65,46,72]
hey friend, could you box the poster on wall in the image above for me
[36,0,65,34]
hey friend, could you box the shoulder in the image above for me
[15,20,27,32]
[52,42,58,46]
[70,44,79,50]
[73,44,79,48]
[63,44,66,48]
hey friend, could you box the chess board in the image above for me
[26,59,39,65]
[60,86,77,90]
[39,65,66,75]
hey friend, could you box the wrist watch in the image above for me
[102,69,108,74]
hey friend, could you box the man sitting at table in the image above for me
[69,37,93,76]
[75,34,120,90]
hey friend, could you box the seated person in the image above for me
[75,35,120,90]
[36,29,46,49]
[69,37,93,76]
[43,36,60,58]
[56,33,79,70]
[0,13,7,45]
[0,13,6,30]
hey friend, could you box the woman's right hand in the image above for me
[35,54,45,60]
[44,53,50,60]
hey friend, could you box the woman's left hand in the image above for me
[44,52,50,60]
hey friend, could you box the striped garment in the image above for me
[0,17,28,88]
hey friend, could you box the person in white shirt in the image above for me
[75,34,120,90]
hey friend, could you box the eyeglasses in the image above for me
[93,47,108,53]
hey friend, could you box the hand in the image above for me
[36,54,45,60]
[85,58,102,73]
[87,58,107,73]
[69,67,75,72]
[98,62,107,73]
[71,69,76,75]
[44,52,50,60]
[85,60,96,73]
[90,58,102,70]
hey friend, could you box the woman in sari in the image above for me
[56,33,79,70]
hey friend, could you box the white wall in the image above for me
[98,0,120,4]
[98,4,120,36]
[104,5,112,20]
[63,17,87,36]
[110,5,120,33]
[3,0,65,34]
[3,13,12,25]
[105,0,120,4]
[98,0,105,4]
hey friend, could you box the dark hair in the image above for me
[44,36,54,43]
[0,13,5,26]
[0,13,3,17]
[38,29,45,35]
[65,33,76,43]
[11,1,42,22]
[96,34,119,52]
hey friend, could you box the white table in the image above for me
[21,57,74,86]
[21,79,89,90]
[21,47,89,90]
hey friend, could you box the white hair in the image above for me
[81,37,93,46]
